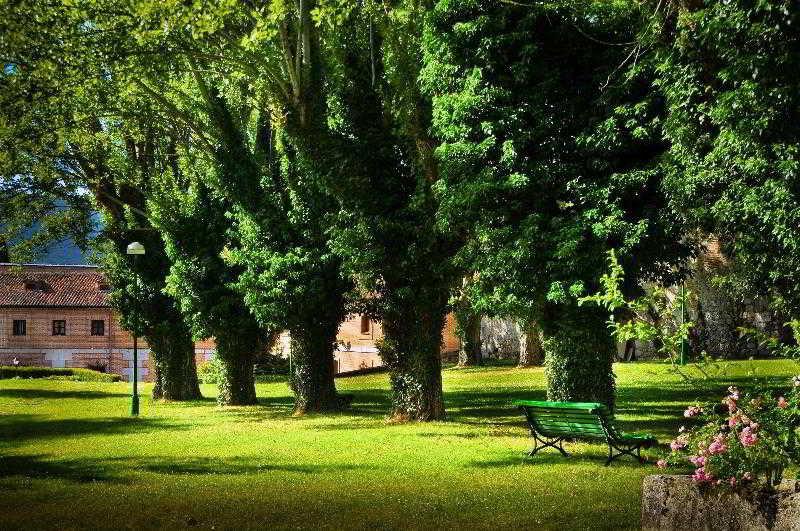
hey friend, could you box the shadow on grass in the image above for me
[222,390,393,425]
[441,372,793,431]
[263,375,757,433]
[0,415,188,447]
[156,396,218,406]
[0,454,370,483]
[114,456,372,476]
[0,454,124,483]
[470,451,650,469]
[0,389,129,400]
[215,365,793,430]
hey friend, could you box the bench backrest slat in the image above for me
[514,400,610,439]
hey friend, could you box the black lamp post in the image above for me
[126,241,145,416]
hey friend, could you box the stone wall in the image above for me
[480,317,522,360]
[642,475,800,531]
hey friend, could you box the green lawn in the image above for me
[0,360,797,530]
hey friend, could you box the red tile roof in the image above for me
[0,264,110,308]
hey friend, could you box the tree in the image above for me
[423,0,686,409]
[101,1,350,413]
[454,274,482,367]
[216,0,458,420]
[318,2,458,420]
[93,127,203,401]
[150,163,273,406]
[516,321,543,367]
[646,0,800,320]
[0,0,202,400]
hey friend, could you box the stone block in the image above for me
[642,474,800,531]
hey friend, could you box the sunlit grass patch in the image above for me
[0,359,796,529]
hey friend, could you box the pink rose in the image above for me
[684,406,702,418]
[692,467,714,483]
[656,459,668,469]
[670,437,687,451]
[708,434,728,455]
[739,427,758,447]
[689,455,706,467]
[723,397,738,413]
[778,396,789,409]
[729,476,737,487]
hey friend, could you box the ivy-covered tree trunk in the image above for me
[517,320,544,367]
[214,333,262,406]
[541,309,616,411]
[289,319,339,414]
[380,307,447,421]
[147,327,202,401]
[457,312,482,367]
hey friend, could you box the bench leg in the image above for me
[527,434,569,458]
[604,442,644,466]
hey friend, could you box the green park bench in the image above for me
[514,400,657,466]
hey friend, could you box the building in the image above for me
[0,263,156,380]
[0,263,460,380]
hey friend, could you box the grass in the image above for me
[0,359,797,530]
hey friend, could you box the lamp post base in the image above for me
[131,395,139,416]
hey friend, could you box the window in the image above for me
[360,315,371,335]
[12,320,26,336]
[52,320,66,336]
[90,319,105,336]
[23,279,45,291]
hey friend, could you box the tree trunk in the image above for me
[380,308,446,421]
[147,328,202,401]
[541,308,616,411]
[517,320,543,367]
[622,339,637,362]
[457,312,482,367]
[214,332,261,406]
[289,319,339,414]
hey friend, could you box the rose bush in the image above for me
[659,378,800,487]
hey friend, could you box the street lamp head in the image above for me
[126,241,146,255]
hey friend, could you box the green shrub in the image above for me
[197,356,224,384]
[0,366,121,382]
[542,321,616,411]
[198,354,285,385]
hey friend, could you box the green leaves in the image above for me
[655,0,800,314]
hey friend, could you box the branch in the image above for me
[133,79,218,154]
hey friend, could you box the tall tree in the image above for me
[647,0,800,319]
[454,274,482,367]
[0,0,202,399]
[107,2,349,412]
[304,2,458,420]
[149,155,274,406]
[423,0,686,409]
